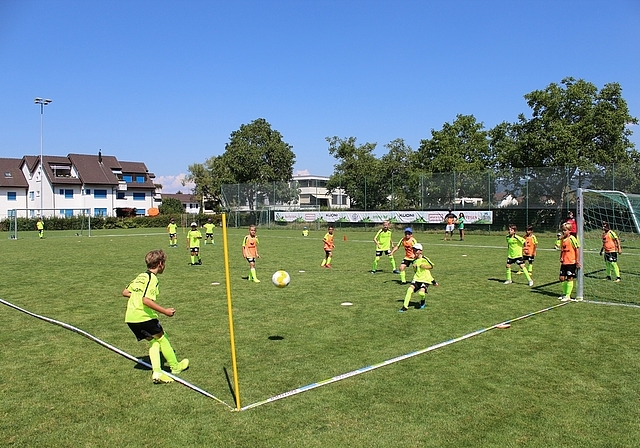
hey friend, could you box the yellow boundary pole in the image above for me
[221,213,241,410]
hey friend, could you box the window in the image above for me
[94,189,107,199]
[84,189,91,195]
[59,189,64,195]
[29,191,34,201]
[116,191,125,200]
[59,209,73,217]
[7,192,17,201]
[123,175,133,183]
[4,171,12,178]
[94,208,107,217]
[133,192,145,201]
[136,175,145,183]
[136,209,146,216]
[65,189,73,199]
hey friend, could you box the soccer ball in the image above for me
[272,270,291,288]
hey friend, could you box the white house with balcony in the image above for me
[13,152,159,218]
[293,174,350,209]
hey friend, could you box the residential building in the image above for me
[293,174,350,209]
[162,193,202,214]
[5,152,159,218]
[0,157,29,220]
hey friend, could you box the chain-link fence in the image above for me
[220,165,639,232]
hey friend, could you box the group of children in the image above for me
[505,219,622,302]
[127,213,623,383]
[166,218,216,266]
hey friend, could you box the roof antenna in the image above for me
[98,149,102,164]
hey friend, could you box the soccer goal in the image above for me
[7,208,92,240]
[577,188,640,305]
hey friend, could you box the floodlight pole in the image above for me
[34,97,52,216]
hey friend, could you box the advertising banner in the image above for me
[274,210,493,224]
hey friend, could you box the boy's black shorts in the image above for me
[127,319,164,341]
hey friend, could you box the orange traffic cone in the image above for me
[343,235,347,242]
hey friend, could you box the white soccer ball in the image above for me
[272,270,291,288]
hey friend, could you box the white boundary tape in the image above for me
[240,301,572,411]
[0,298,234,410]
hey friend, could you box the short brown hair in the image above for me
[145,249,166,269]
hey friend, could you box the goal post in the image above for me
[577,188,640,305]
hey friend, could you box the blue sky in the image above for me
[1,0,639,193]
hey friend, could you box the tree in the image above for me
[414,114,495,207]
[325,136,387,210]
[493,78,639,224]
[159,197,184,215]
[185,118,296,211]
[380,138,416,209]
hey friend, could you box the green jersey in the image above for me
[374,228,393,251]
[203,223,215,234]
[125,271,159,323]
[506,234,525,258]
[457,217,465,229]
[167,223,177,234]
[412,255,435,283]
[188,229,202,248]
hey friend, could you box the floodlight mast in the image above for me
[34,97,52,216]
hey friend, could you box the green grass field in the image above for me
[1,225,639,447]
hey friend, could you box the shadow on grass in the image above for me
[223,367,237,407]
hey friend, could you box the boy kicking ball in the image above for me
[398,243,438,312]
[123,249,189,383]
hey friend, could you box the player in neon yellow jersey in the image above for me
[504,224,533,286]
[36,217,44,239]
[371,220,398,274]
[123,249,189,383]
[187,222,202,265]
[398,243,438,312]
[167,218,178,247]
[203,218,215,245]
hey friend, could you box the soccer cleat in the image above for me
[325,264,332,269]
[152,371,174,384]
[516,271,523,275]
[370,270,376,274]
[504,280,512,285]
[614,278,621,283]
[606,276,612,281]
[252,279,261,283]
[398,307,408,313]
[197,259,202,265]
[393,270,400,274]
[528,280,534,287]
[560,296,572,302]
[419,301,426,309]
[171,358,189,375]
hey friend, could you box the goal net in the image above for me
[577,189,640,305]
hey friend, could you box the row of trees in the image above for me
[183,78,639,215]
